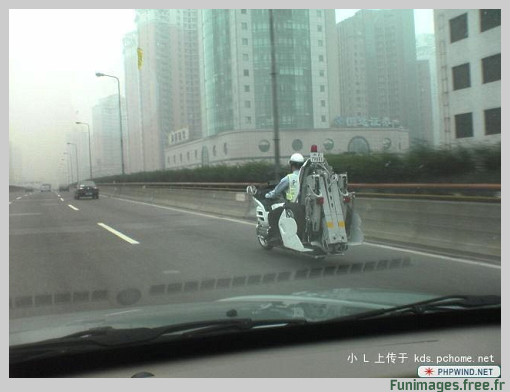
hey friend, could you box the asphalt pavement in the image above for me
[9,190,501,320]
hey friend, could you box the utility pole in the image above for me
[269,9,281,181]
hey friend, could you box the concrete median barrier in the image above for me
[100,185,253,218]
[99,184,500,259]
[355,198,500,258]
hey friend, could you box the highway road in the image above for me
[9,190,501,320]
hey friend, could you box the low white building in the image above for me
[434,9,500,147]
[164,127,409,169]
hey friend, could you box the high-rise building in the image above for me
[169,10,202,140]
[135,9,171,172]
[417,59,435,146]
[66,129,90,182]
[199,9,340,137]
[92,95,127,177]
[337,9,425,144]
[128,9,202,173]
[123,31,144,174]
[434,9,500,147]
[416,33,440,145]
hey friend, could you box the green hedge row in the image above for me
[96,144,500,184]
[326,144,500,183]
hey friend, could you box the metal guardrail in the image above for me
[97,182,501,202]
[98,182,263,191]
[9,185,31,192]
[348,183,501,202]
[97,181,501,189]
[349,183,501,190]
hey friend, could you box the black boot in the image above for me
[267,226,281,244]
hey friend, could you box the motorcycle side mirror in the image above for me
[246,185,257,195]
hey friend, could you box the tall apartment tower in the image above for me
[65,129,90,181]
[337,9,424,144]
[130,9,202,172]
[199,9,340,137]
[92,95,127,178]
[123,31,143,174]
[416,59,435,146]
[416,33,440,146]
[168,10,202,140]
[434,9,500,147]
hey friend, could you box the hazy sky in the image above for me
[336,9,434,34]
[9,9,434,185]
[9,9,137,184]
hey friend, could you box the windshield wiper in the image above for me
[10,317,308,363]
[333,295,500,322]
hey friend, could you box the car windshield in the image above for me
[9,8,501,379]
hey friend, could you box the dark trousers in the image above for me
[268,203,305,240]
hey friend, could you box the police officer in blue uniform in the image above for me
[265,153,305,241]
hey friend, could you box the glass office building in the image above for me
[200,9,339,136]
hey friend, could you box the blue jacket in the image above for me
[265,169,300,200]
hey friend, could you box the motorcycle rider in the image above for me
[264,153,305,241]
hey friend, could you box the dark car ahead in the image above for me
[74,180,99,200]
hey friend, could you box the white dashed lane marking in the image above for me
[97,222,140,245]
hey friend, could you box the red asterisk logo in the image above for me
[424,368,434,376]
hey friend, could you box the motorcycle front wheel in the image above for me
[257,235,273,250]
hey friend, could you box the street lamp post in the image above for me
[67,142,79,184]
[76,121,93,180]
[95,72,125,175]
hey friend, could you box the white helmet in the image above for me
[289,153,305,166]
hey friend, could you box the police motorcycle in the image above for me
[246,145,364,259]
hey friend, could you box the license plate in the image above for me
[86,193,92,196]
[310,152,324,163]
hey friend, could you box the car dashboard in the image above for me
[10,309,500,378]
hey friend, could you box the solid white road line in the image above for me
[102,195,255,226]
[107,310,140,317]
[68,204,79,211]
[105,195,500,269]
[16,197,22,200]
[97,222,140,245]
[363,242,501,270]
[163,270,181,274]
